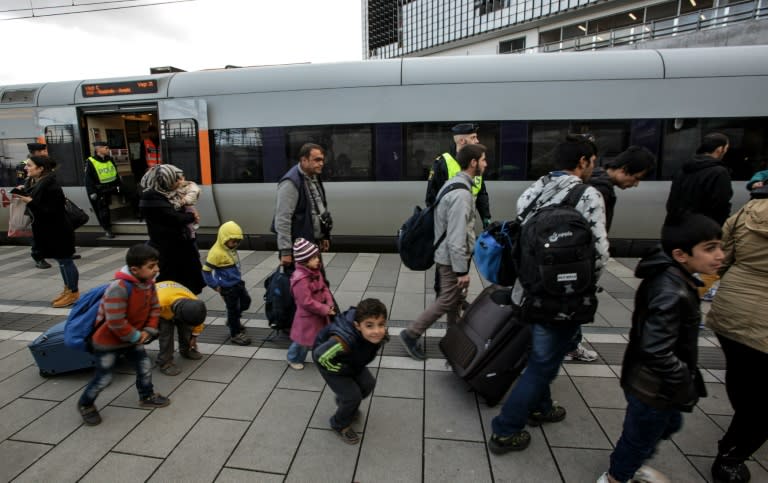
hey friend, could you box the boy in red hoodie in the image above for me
[78,244,171,426]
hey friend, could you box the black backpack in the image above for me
[263,265,296,334]
[517,183,598,324]
[397,183,470,271]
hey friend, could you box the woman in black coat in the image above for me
[139,165,205,294]
[16,156,80,307]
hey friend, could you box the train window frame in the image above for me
[44,125,80,186]
[160,118,201,183]
[284,124,374,182]
[211,127,265,183]
[0,138,35,187]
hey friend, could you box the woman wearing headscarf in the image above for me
[15,156,80,307]
[705,187,768,483]
[139,165,205,294]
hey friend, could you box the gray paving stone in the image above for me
[696,382,734,416]
[542,376,613,449]
[23,371,90,401]
[396,271,426,294]
[0,365,45,408]
[356,396,422,482]
[115,379,226,457]
[308,384,371,432]
[189,354,247,383]
[337,270,372,292]
[572,376,628,409]
[14,406,146,483]
[424,438,492,483]
[277,363,325,392]
[285,427,359,483]
[597,291,633,328]
[390,291,426,321]
[0,345,34,381]
[424,371,484,442]
[634,439,707,482]
[0,338,27,359]
[333,290,365,314]
[0,398,56,442]
[150,417,249,483]
[368,254,400,288]
[14,373,136,444]
[216,468,285,483]
[591,407,625,444]
[206,359,286,421]
[324,267,348,290]
[80,453,162,483]
[361,289,394,309]
[227,388,320,473]
[0,440,52,482]
[110,356,206,408]
[349,253,379,271]
[552,447,612,483]
[374,367,423,398]
[671,407,725,457]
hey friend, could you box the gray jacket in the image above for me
[433,172,476,274]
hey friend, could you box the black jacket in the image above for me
[25,174,75,259]
[621,249,707,412]
[665,154,732,226]
[588,168,616,232]
[425,154,491,220]
[313,307,385,376]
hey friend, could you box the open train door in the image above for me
[157,99,219,228]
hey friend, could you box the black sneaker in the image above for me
[78,404,102,426]
[35,260,52,269]
[488,430,531,454]
[399,329,426,361]
[230,333,252,346]
[712,458,751,483]
[333,426,360,445]
[180,348,203,360]
[140,393,171,408]
[528,405,567,426]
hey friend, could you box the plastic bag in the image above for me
[7,198,32,238]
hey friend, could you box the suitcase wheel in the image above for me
[39,369,53,378]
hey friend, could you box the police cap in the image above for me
[27,142,47,152]
[451,123,479,135]
[93,141,109,147]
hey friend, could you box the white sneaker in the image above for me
[564,343,598,362]
[631,465,670,483]
[596,473,610,483]
[288,362,304,370]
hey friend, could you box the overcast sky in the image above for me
[0,0,364,85]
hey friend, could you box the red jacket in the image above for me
[289,263,333,347]
[91,268,160,351]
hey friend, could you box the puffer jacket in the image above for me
[706,198,768,353]
[433,172,475,275]
[621,249,707,412]
[203,221,244,289]
[312,307,385,376]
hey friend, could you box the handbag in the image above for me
[64,198,89,229]
[7,198,33,238]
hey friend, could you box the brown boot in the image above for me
[53,290,79,308]
[51,287,71,305]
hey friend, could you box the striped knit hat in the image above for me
[293,238,319,263]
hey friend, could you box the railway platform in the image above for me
[0,245,765,482]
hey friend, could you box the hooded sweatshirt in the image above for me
[203,221,244,289]
[666,154,732,226]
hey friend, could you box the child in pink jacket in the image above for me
[287,238,336,370]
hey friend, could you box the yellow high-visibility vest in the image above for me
[443,152,482,197]
[88,157,118,184]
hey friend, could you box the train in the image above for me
[1,45,766,256]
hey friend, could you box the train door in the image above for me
[78,104,160,232]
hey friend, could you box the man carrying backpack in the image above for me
[487,136,609,454]
[400,144,487,361]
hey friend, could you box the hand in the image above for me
[89,193,98,201]
[280,255,293,266]
[17,195,32,204]
[456,274,471,290]
[328,305,336,316]
[483,218,491,229]
[754,181,765,189]
[320,239,330,252]
[138,330,150,344]
[317,342,344,372]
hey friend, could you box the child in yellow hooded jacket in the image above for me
[202,221,252,346]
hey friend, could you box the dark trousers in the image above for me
[156,317,192,366]
[221,281,251,337]
[89,192,112,230]
[716,334,768,462]
[318,367,376,430]
[609,392,683,481]
[30,237,42,262]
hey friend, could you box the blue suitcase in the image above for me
[28,321,98,377]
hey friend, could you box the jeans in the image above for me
[156,317,192,366]
[79,345,154,407]
[55,258,79,292]
[491,322,579,436]
[318,367,376,430]
[609,392,683,482]
[221,281,251,337]
[716,334,768,462]
[287,342,309,363]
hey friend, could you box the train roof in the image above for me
[1,45,767,108]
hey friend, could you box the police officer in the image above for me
[85,141,121,238]
[425,123,491,228]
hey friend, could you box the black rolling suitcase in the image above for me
[28,321,98,377]
[439,285,531,406]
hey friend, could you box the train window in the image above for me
[0,138,32,186]
[212,128,264,183]
[285,125,373,181]
[1,89,37,104]
[161,119,200,183]
[44,125,80,186]
[403,122,500,181]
